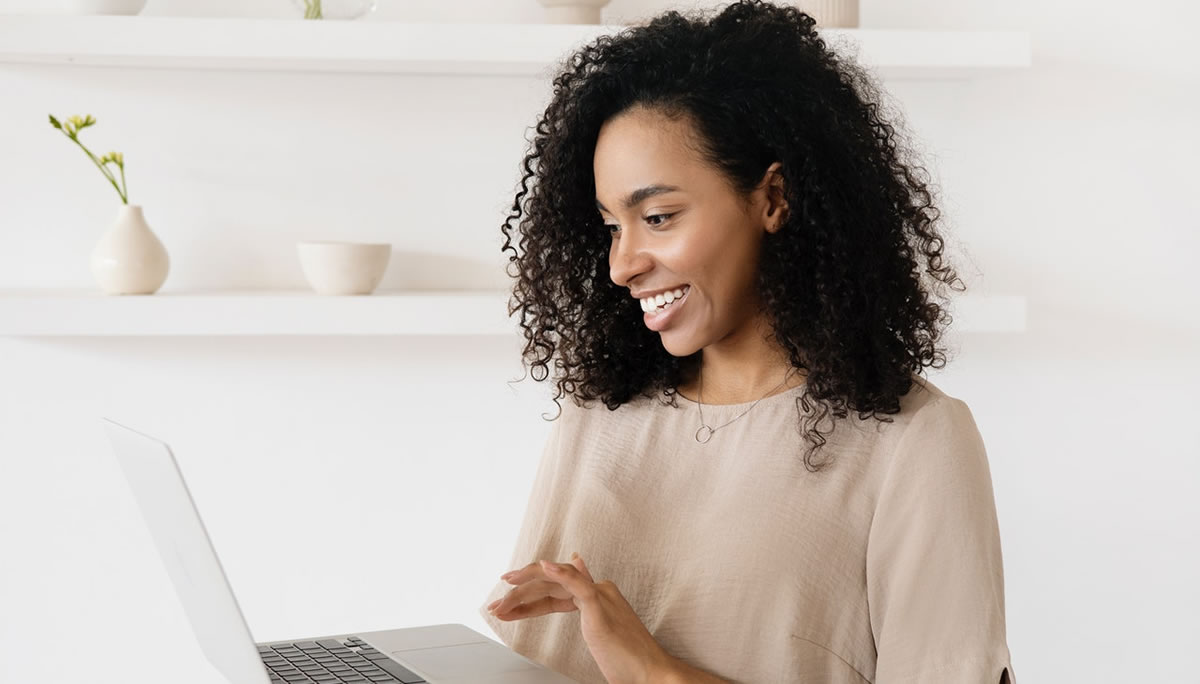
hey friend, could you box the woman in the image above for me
[479,1,1015,682]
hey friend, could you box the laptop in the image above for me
[99,417,579,684]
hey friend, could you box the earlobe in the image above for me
[765,204,789,234]
[759,162,789,233]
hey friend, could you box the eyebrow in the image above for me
[595,184,682,213]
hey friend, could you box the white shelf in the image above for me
[0,16,1031,78]
[0,289,1025,336]
[0,289,519,336]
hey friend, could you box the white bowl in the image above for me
[65,0,148,15]
[296,241,391,295]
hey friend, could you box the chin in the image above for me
[659,332,700,358]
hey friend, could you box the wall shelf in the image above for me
[0,15,1031,78]
[0,289,1025,336]
[0,16,1030,336]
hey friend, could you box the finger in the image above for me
[569,551,594,583]
[490,578,561,616]
[492,595,577,621]
[499,561,541,584]
[539,560,599,608]
[500,554,574,585]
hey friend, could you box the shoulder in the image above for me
[899,377,981,446]
[897,374,953,414]
[841,374,970,447]
[883,375,979,443]
[877,377,991,493]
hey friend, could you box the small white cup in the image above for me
[296,241,391,295]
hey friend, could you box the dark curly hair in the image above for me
[499,0,966,471]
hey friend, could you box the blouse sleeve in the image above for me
[866,396,1017,684]
[478,400,572,643]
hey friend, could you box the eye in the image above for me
[604,213,674,236]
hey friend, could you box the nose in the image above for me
[608,228,651,289]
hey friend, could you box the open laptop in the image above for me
[99,417,578,684]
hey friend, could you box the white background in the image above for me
[1,0,1197,682]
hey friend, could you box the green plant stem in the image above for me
[66,134,127,204]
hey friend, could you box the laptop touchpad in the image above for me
[392,641,539,678]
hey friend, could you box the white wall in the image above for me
[1,1,1197,682]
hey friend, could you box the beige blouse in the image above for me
[479,375,1016,683]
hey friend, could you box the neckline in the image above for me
[671,381,807,410]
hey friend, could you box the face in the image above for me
[595,107,787,358]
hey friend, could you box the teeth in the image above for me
[642,286,689,314]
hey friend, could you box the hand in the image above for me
[488,552,674,684]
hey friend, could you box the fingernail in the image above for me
[500,571,515,580]
[540,560,557,572]
[487,599,500,610]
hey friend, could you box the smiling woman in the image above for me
[488,1,1015,683]
[500,8,966,464]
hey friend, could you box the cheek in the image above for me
[688,249,760,318]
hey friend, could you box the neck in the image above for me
[677,315,806,404]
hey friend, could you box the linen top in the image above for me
[478,375,1015,684]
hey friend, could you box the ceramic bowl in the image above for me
[297,241,391,295]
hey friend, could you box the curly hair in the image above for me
[499,0,966,471]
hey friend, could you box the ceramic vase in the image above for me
[291,0,378,20]
[90,204,169,295]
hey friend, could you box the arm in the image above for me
[653,654,731,684]
[866,397,1015,682]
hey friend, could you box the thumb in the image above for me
[570,551,594,583]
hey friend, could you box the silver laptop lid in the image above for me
[100,417,270,684]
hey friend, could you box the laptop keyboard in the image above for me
[257,636,426,683]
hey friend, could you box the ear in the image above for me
[758,161,790,234]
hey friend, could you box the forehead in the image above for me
[593,109,709,203]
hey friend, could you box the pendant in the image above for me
[695,425,714,443]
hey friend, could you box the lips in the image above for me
[643,285,690,332]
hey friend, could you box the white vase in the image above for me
[289,0,378,20]
[536,0,611,24]
[90,204,169,295]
